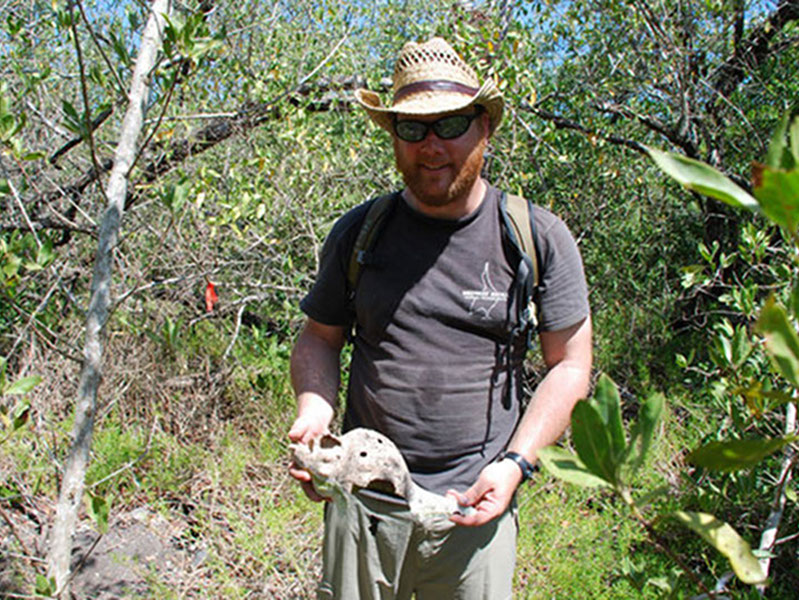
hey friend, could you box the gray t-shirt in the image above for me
[300,185,589,494]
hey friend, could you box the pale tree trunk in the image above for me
[756,401,797,596]
[48,1,172,594]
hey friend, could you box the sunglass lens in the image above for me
[395,121,427,142]
[433,115,470,139]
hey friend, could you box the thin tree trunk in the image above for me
[47,1,172,594]
[756,401,797,595]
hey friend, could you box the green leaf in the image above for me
[790,115,799,164]
[765,112,791,169]
[593,374,626,459]
[646,146,759,212]
[790,280,799,320]
[35,573,55,596]
[753,164,799,231]
[672,511,766,584]
[61,100,84,136]
[571,400,617,484]
[87,493,110,534]
[757,298,799,387]
[12,401,29,430]
[687,437,795,472]
[786,486,797,503]
[4,374,42,395]
[537,445,611,488]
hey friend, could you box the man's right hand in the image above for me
[287,395,335,502]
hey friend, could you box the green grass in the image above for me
[515,480,666,599]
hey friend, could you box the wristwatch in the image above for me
[501,451,538,482]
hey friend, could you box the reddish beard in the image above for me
[396,137,487,208]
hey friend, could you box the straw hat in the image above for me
[355,37,504,136]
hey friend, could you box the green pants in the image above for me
[317,491,517,600]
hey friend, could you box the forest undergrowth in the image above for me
[1,0,798,598]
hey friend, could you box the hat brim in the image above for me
[355,79,504,136]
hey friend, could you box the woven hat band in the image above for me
[393,80,480,104]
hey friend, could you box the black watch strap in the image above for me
[501,451,538,482]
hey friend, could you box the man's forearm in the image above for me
[507,362,590,462]
[507,317,592,464]
[290,320,346,418]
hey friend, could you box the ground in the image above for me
[1,504,202,599]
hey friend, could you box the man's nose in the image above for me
[418,127,444,150]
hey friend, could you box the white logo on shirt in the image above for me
[462,262,507,319]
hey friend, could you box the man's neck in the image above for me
[403,178,487,220]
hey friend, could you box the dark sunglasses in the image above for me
[393,108,484,143]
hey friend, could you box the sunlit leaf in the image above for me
[752,163,799,231]
[687,437,795,472]
[87,493,110,534]
[646,146,759,211]
[593,374,626,459]
[571,400,617,484]
[4,374,42,395]
[757,298,799,387]
[35,573,55,596]
[672,511,766,584]
[765,112,792,169]
[538,445,611,488]
[790,115,799,164]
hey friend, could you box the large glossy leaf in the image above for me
[672,511,766,584]
[593,374,626,459]
[571,400,617,484]
[752,163,799,232]
[765,113,798,170]
[537,445,611,489]
[646,147,759,211]
[765,112,792,169]
[757,298,799,388]
[687,437,796,472]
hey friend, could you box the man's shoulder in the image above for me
[491,186,564,234]
[326,193,394,247]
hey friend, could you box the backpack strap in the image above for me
[499,192,540,351]
[346,192,397,299]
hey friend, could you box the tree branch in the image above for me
[48,106,113,166]
[523,102,648,156]
[710,0,799,102]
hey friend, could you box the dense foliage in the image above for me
[0,0,796,597]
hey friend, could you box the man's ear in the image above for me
[480,111,491,138]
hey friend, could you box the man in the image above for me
[288,37,592,599]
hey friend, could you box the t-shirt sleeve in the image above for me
[535,209,590,332]
[298,204,367,327]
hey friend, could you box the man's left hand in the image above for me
[446,459,522,527]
